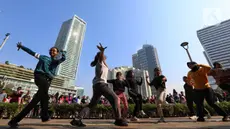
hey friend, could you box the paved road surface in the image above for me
[1,117,230,129]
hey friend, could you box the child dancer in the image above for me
[107,72,129,120]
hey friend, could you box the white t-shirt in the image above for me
[93,61,108,85]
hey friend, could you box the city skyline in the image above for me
[1,0,230,97]
[55,15,86,88]
[197,19,230,68]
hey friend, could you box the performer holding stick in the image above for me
[8,42,66,128]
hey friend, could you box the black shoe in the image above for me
[42,118,50,122]
[70,119,86,127]
[41,116,50,122]
[197,117,205,122]
[114,119,128,126]
[222,116,228,121]
[8,120,19,128]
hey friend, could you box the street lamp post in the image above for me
[180,42,193,62]
[0,33,10,51]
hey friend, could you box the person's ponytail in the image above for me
[90,60,97,67]
[90,52,100,67]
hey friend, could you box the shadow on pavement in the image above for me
[0,126,34,129]
[163,125,230,129]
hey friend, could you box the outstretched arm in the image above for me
[197,64,211,74]
[17,42,40,59]
[107,79,115,84]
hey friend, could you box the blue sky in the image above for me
[1,0,230,97]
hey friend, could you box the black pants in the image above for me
[78,83,121,120]
[194,88,227,118]
[33,105,40,117]
[11,73,51,123]
[219,84,230,93]
[129,90,142,117]
[186,93,210,116]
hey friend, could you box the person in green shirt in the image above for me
[8,42,66,128]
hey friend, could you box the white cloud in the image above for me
[202,6,230,27]
[203,8,222,26]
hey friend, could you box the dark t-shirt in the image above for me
[150,75,166,90]
[107,79,129,93]
[184,83,194,96]
[10,91,23,103]
[126,78,142,93]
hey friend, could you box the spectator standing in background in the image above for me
[0,89,7,102]
[21,90,31,105]
[10,87,23,104]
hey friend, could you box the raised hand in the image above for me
[97,43,107,51]
[17,42,22,51]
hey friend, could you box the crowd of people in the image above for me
[1,42,229,128]
[0,88,91,105]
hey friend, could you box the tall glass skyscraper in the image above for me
[197,19,230,68]
[132,44,161,81]
[55,15,86,87]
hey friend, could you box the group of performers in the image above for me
[7,43,230,128]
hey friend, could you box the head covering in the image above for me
[213,62,223,68]
[187,61,197,67]
[154,67,161,72]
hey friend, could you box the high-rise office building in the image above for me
[132,54,141,69]
[197,19,230,68]
[55,15,86,87]
[75,87,84,97]
[203,51,213,67]
[132,44,161,81]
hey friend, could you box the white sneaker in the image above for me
[140,110,146,116]
[189,115,197,120]
[130,116,139,121]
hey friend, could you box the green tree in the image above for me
[19,65,24,68]
[5,61,9,65]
